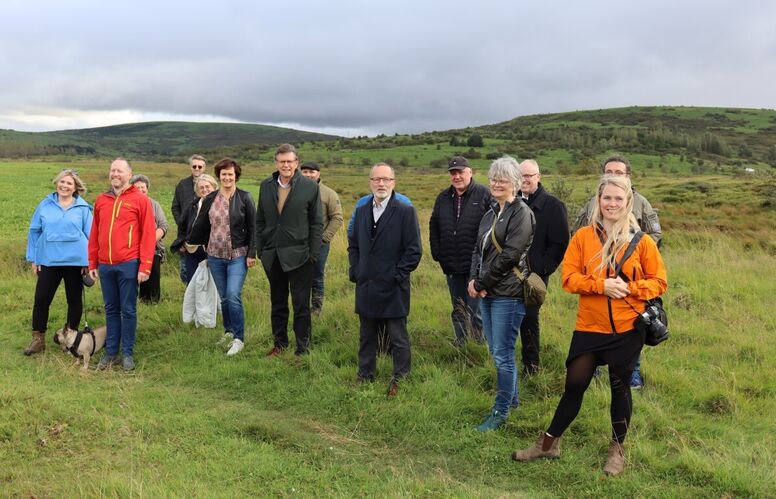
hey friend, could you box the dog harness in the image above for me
[67,326,97,358]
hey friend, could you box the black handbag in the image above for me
[613,231,669,346]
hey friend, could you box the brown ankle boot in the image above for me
[603,440,625,475]
[512,431,561,461]
[24,331,45,356]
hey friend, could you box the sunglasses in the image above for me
[191,165,204,170]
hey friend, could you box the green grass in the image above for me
[1,160,775,497]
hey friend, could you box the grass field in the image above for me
[1,159,775,497]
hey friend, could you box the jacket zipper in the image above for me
[607,298,618,335]
[128,224,133,248]
[108,198,123,265]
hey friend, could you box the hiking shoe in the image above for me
[603,441,626,475]
[217,332,234,346]
[24,331,46,356]
[94,353,119,371]
[226,339,244,356]
[475,410,508,432]
[266,346,284,357]
[512,432,561,461]
[122,356,136,371]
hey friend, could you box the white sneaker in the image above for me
[226,338,244,356]
[217,332,234,346]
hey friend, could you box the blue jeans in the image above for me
[630,354,643,385]
[446,273,482,342]
[312,242,330,302]
[99,260,139,357]
[481,296,525,413]
[208,256,248,341]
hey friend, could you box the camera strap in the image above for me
[611,231,650,315]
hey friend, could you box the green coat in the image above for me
[256,170,323,272]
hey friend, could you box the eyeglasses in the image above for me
[276,159,298,165]
[489,178,511,186]
[191,165,204,170]
[369,177,394,184]
[604,170,628,176]
[521,173,539,180]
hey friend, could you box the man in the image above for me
[348,163,422,397]
[256,144,323,356]
[88,158,156,371]
[171,154,206,283]
[572,154,663,388]
[429,156,491,347]
[517,159,570,374]
[300,161,343,314]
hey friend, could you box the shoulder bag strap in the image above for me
[489,210,528,282]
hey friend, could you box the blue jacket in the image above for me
[27,193,93,267]
[347,191,412,236]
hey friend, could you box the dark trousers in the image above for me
[358,316,411,380]
[32,265,83,332]
[446,273,482,342]
[139,253,162,303]
[311,242,330,306]
[181,247,208,285]
[267,258,314,354]
[518,275,549,372]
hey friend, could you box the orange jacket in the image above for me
[88,185,156,274]
[561,225,667,334]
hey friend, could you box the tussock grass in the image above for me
[2,161,775,496]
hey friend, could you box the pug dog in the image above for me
[53,325,107,371]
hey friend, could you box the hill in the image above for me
[0,121,338,159]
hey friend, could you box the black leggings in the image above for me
[32,265,83,332]
[547,353,634,443]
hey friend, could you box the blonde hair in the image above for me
[53,169,87,196]
[195,173,219,195]
[590,175,639,273]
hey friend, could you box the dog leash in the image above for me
[68,277,96,358]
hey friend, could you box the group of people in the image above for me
[25,147,667,476]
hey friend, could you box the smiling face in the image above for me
[519,163,541,195]
[275,151,299,183]
[449,167,472,194]
[219,166,236,191]
[197,179,215,197]
[190,158,206,179]
[133,181,149,195]
[56,175,76,199]
[599,184,628,224]
[109,160,132,192]
[488,177,514,203]
[301,168,320,182]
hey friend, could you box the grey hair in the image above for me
[519,159,541,173]
[194,173,219,194]
[189,154,206,166]
[130,174,151,189]
[488,156,521,192]
[370,162,395,177]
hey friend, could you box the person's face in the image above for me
[133,181,149,195]
[449,167,472,193]
[219,167,236,190]
[275,152,299,182]
[109,160,132,191]
[301,168,320,182]
[519,165,541,195]
[369,165,395,202]
[197,180,215,197]
[599,184,628,223]
[57,175,76,198]
[190,159,206,178]
[489,176,513,202]
[604,161,629,176]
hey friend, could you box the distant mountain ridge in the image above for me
[0,121,339,159]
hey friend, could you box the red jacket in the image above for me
[562,225,667,334]
[88,185,156,274]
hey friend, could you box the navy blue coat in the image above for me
[348,193,422,318]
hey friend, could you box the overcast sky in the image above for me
[1,0,774,136]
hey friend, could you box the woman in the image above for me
[25,169,93,355]
[468,156,535,431]
[512,175,667,475]
[188,159,256,356]
[170,174,219,284]
[130,174,169,304]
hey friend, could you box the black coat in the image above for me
[519,183,570,278]
[188,188,257,258]
[348,193,422,318]
[256,170,323,273]
[171,175,197,227]
[169,197,199,254]
[429,179,492,275]
[470,199,534,298]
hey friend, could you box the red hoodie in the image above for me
[88,185,156,274]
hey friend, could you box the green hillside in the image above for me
[0,121,338,159]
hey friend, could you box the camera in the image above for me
[635,303,668,346]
